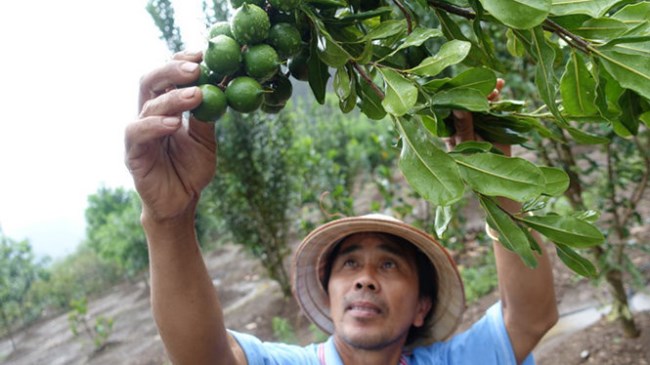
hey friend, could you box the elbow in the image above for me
[539,306,559,336]
[528,305,560,340]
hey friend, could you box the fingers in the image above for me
[488,78,506,102]
[140,86,203,119]
[452,110,475,138]
[138,50,203,111]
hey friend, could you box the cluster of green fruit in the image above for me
[190,0,306,122]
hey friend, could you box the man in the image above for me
[125,50,558,365]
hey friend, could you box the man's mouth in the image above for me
[346,301,383,318]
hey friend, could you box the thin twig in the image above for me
[352,62,385,100]
[427,0,475,19]
[543,19,592,54]
[393,0,413,34]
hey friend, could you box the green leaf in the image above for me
[364,20,407,41]
[480,195,538,268]
[453,141,494,153]
[596,42,650,99]
[399,27,444,49]
[514,27,565,124]
[517,215,605,248]
[551,0,620,18]
[396,116,465,205]
[506,28,526,57]
[452,153,546,201]
[611,2,650,37]
[338,66,357,113]
[555,243,598,278]
[568,17,629,40]
[406,40,472,77]
[378,68,418,116]
[442,67,497,95]
[431,88,490,111]
[436,9,504,71]
[316,34,351,67]
[334,66,351,100]
[479,0,551,29]
[560,51,599,117]
[302,6,351,68]
[614,89,642,136]
[640,110,650,127]
[308,41,330,105]
[539,166,569,196]
[435,205,453,238]
[566,126,610,144]
[357,78,386,120]
[377,28,445,64]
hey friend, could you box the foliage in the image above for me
[0,232,48,348]
[68,297,114,351]
[289,0,650,276]
[271,316,299,344]
[33,246,121,310]
[84,187,148,280]
[204,111,299,295]
[291,95,398,226]
[458,239,498,303]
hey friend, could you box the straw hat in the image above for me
[291,214,465,347]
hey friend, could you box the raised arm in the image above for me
[125,50,246,365]
[450,80,558,364]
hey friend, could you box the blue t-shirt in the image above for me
[230,302,534,365]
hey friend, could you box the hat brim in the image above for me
[291,214,465,346]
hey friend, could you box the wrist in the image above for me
[141,206,197,245]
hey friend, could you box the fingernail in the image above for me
[163,117,180,127]
[181,62,199,73]
[182,87,197,98]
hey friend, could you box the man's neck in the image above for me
[333,335,406,365]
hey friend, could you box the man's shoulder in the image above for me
[228,330,321,365]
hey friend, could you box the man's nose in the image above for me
[354,270,379,291]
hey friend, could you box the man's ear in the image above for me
[413,297,433,327]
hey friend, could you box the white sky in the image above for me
[0,0,209,260]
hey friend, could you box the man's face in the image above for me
[326,232,432,350]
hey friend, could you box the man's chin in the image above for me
[336,329,403,351]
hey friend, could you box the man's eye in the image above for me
[381,261,396,269]
[343,259,358,268]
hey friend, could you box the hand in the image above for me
[445,79,509,156]
[125,50,217,222]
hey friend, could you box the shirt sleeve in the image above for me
[228,330,321,365]
[410,302,535,365]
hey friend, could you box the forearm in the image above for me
[143,211,235,365]
[492,198,558,363]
